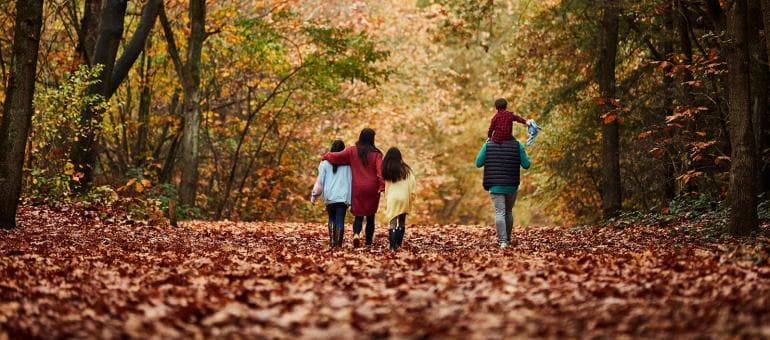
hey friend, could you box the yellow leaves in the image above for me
[64,162,75,176]
[118,178,152,193]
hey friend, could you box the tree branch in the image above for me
[108,0,162,97]
[159,3,185,83]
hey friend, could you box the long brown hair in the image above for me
[382,147,412,182]
[356,128,381,166]
[329,139,345,173]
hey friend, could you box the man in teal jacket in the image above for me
[475,138,530,248]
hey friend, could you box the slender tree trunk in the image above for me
[134,46,153,167]
[598,0,621,219]
[762,1,770,67]
[748,0,770,193]
[0,0,44,229]
[76,0,103,66]
[661,3,677,202]
[70,0,161,191]
[178,0,206,207]
[725,0,758,235]
[71,0,128,189]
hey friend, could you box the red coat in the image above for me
[323,146,384,216]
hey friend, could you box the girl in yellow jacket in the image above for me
[381,147,416,251]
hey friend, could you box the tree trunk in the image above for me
[598,0,621,219]
[749,0,770,193]
[71,0,128,189]
[134,47,152,167]
[661,3,677,203]
[762,0,770,68]
[70,0,161,191]
[725,0,758,235]
[177,0,206,207]
[76,0,103,66]
[0,0,44,229]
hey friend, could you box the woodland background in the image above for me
[0,0,769,230]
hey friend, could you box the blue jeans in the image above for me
[326,203,347,232]
[353,215,375,245]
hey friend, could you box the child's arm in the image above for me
[512,112,528,125]
[311,162,325,203]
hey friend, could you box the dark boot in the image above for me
[388,228,397,251]
[396,227,405,249]
[353,232,361,248]
[328,223,334,248]
[336,227,344,248]
[365,223,374,246]
[331,227,340,248]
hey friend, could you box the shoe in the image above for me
[353,233,361,248]
[388,229,396,251]
[328,223,334,248]
[499,242,509,249]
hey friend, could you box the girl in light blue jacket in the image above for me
[311,139,352,248]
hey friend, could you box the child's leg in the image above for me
[335,204,348,245]
[333,203,346,231]
[325,204,335,247]
[396,214,406,247]
[388,216,398,250]
[364,215,375,245]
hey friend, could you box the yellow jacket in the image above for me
[384,172,416,222]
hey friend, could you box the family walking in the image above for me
[311,98,536,251]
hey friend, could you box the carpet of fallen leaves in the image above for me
[2,204,770,339]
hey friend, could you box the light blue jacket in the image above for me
[313,160,352,205]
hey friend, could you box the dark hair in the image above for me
[382,147,412,182]
[356,128,381,166]
[330,139,345,173]
[494,98,508,110]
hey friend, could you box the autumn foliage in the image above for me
[2,203,770,338]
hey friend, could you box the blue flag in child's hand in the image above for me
[526,119,542,146]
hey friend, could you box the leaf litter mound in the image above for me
[1,204,770,339]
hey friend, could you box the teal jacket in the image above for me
[475,140,530,194]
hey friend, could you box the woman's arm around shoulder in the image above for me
[323,146,353,165]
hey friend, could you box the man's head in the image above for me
[494,98,507,111]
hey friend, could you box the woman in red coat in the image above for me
[323,128,384,247]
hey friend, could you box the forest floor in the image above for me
[2,204,770,339]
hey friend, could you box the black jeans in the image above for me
[353,215,375,245]
[326,203,347,232]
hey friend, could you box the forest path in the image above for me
[1,205,770,338]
